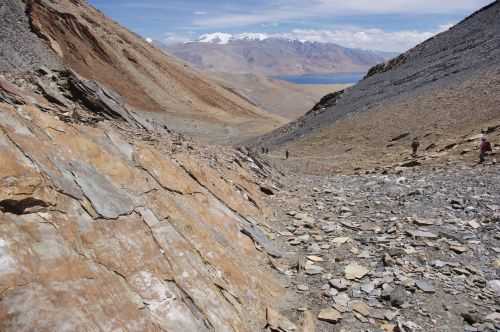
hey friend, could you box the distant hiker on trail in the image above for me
[479,136,492,163]
[411,138,420,157]
[285,150,289,160]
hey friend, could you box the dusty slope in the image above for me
[211,72,349,120]
[1,0,283,143]
[253,1,500,171]
[0,70,286,331]
[0,0,292,330]
[165,38,391,76]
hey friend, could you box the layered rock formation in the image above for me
[0,0,287,330]
[0,74,285,331]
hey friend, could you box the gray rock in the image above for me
[71,161,136,219]
[389,287,407,307]
[487,280,500,296]
[415,280,435,293]
[330,279,350,291]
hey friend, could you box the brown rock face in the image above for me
[0,82,283,331]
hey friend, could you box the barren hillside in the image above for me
[0,0,284,144]
[252,1,500,172]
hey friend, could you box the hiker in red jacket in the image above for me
[479,136,492,163]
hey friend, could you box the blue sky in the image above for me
[89,0,493,52]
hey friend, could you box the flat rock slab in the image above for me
[351,301,370,316]
[71,161,135,219]
[416,280,436,293]
[318,308,342,323]
[407,230,439,239]
[344,263,370,280]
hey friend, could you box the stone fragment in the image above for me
[385,310,399,321]
[332,293,350,307]
[415,280,435,293]
[329,278,350,290]
[383,253,395,267]
[344,263,370,280]
[267,307,297,332]
[407,229,439,239]
[321,223,337,233]
[297,284,309,292]
[467,220,481,229]
[362,281,377,294]
[381,323,396,332]
[450,245,468,254]
[332,237,351,245]
[305,266,324,275]
[351,301,370,316]
[297,234,310,242]
[306,255,324,262]
[485,312,500,322]
[414,218,435,226]
[487,280,500,296]
[317,308,342,323]
[389,287,407,307]
[461,312,481,325]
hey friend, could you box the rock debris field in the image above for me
[263,164,500,332]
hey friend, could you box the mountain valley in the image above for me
[0,0,499,332]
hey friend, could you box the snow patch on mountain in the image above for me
[197,32,234,44]
[196,32,274,44]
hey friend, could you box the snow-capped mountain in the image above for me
[164,34,395,76]
[196,33,270,45]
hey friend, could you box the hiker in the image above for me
[479,136,492,163]
[285,150,289,160]
[411,138,420,157]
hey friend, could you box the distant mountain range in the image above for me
[162,33,396,76]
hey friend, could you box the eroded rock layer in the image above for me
[0,76,284,331]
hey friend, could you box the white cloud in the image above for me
[146,37,153,43]
[192,0,490,28]
[193,11,207,15]
[271,25,453,52]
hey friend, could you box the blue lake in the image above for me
[275,72,365,85]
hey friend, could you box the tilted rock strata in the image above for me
[0,85,283,331]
